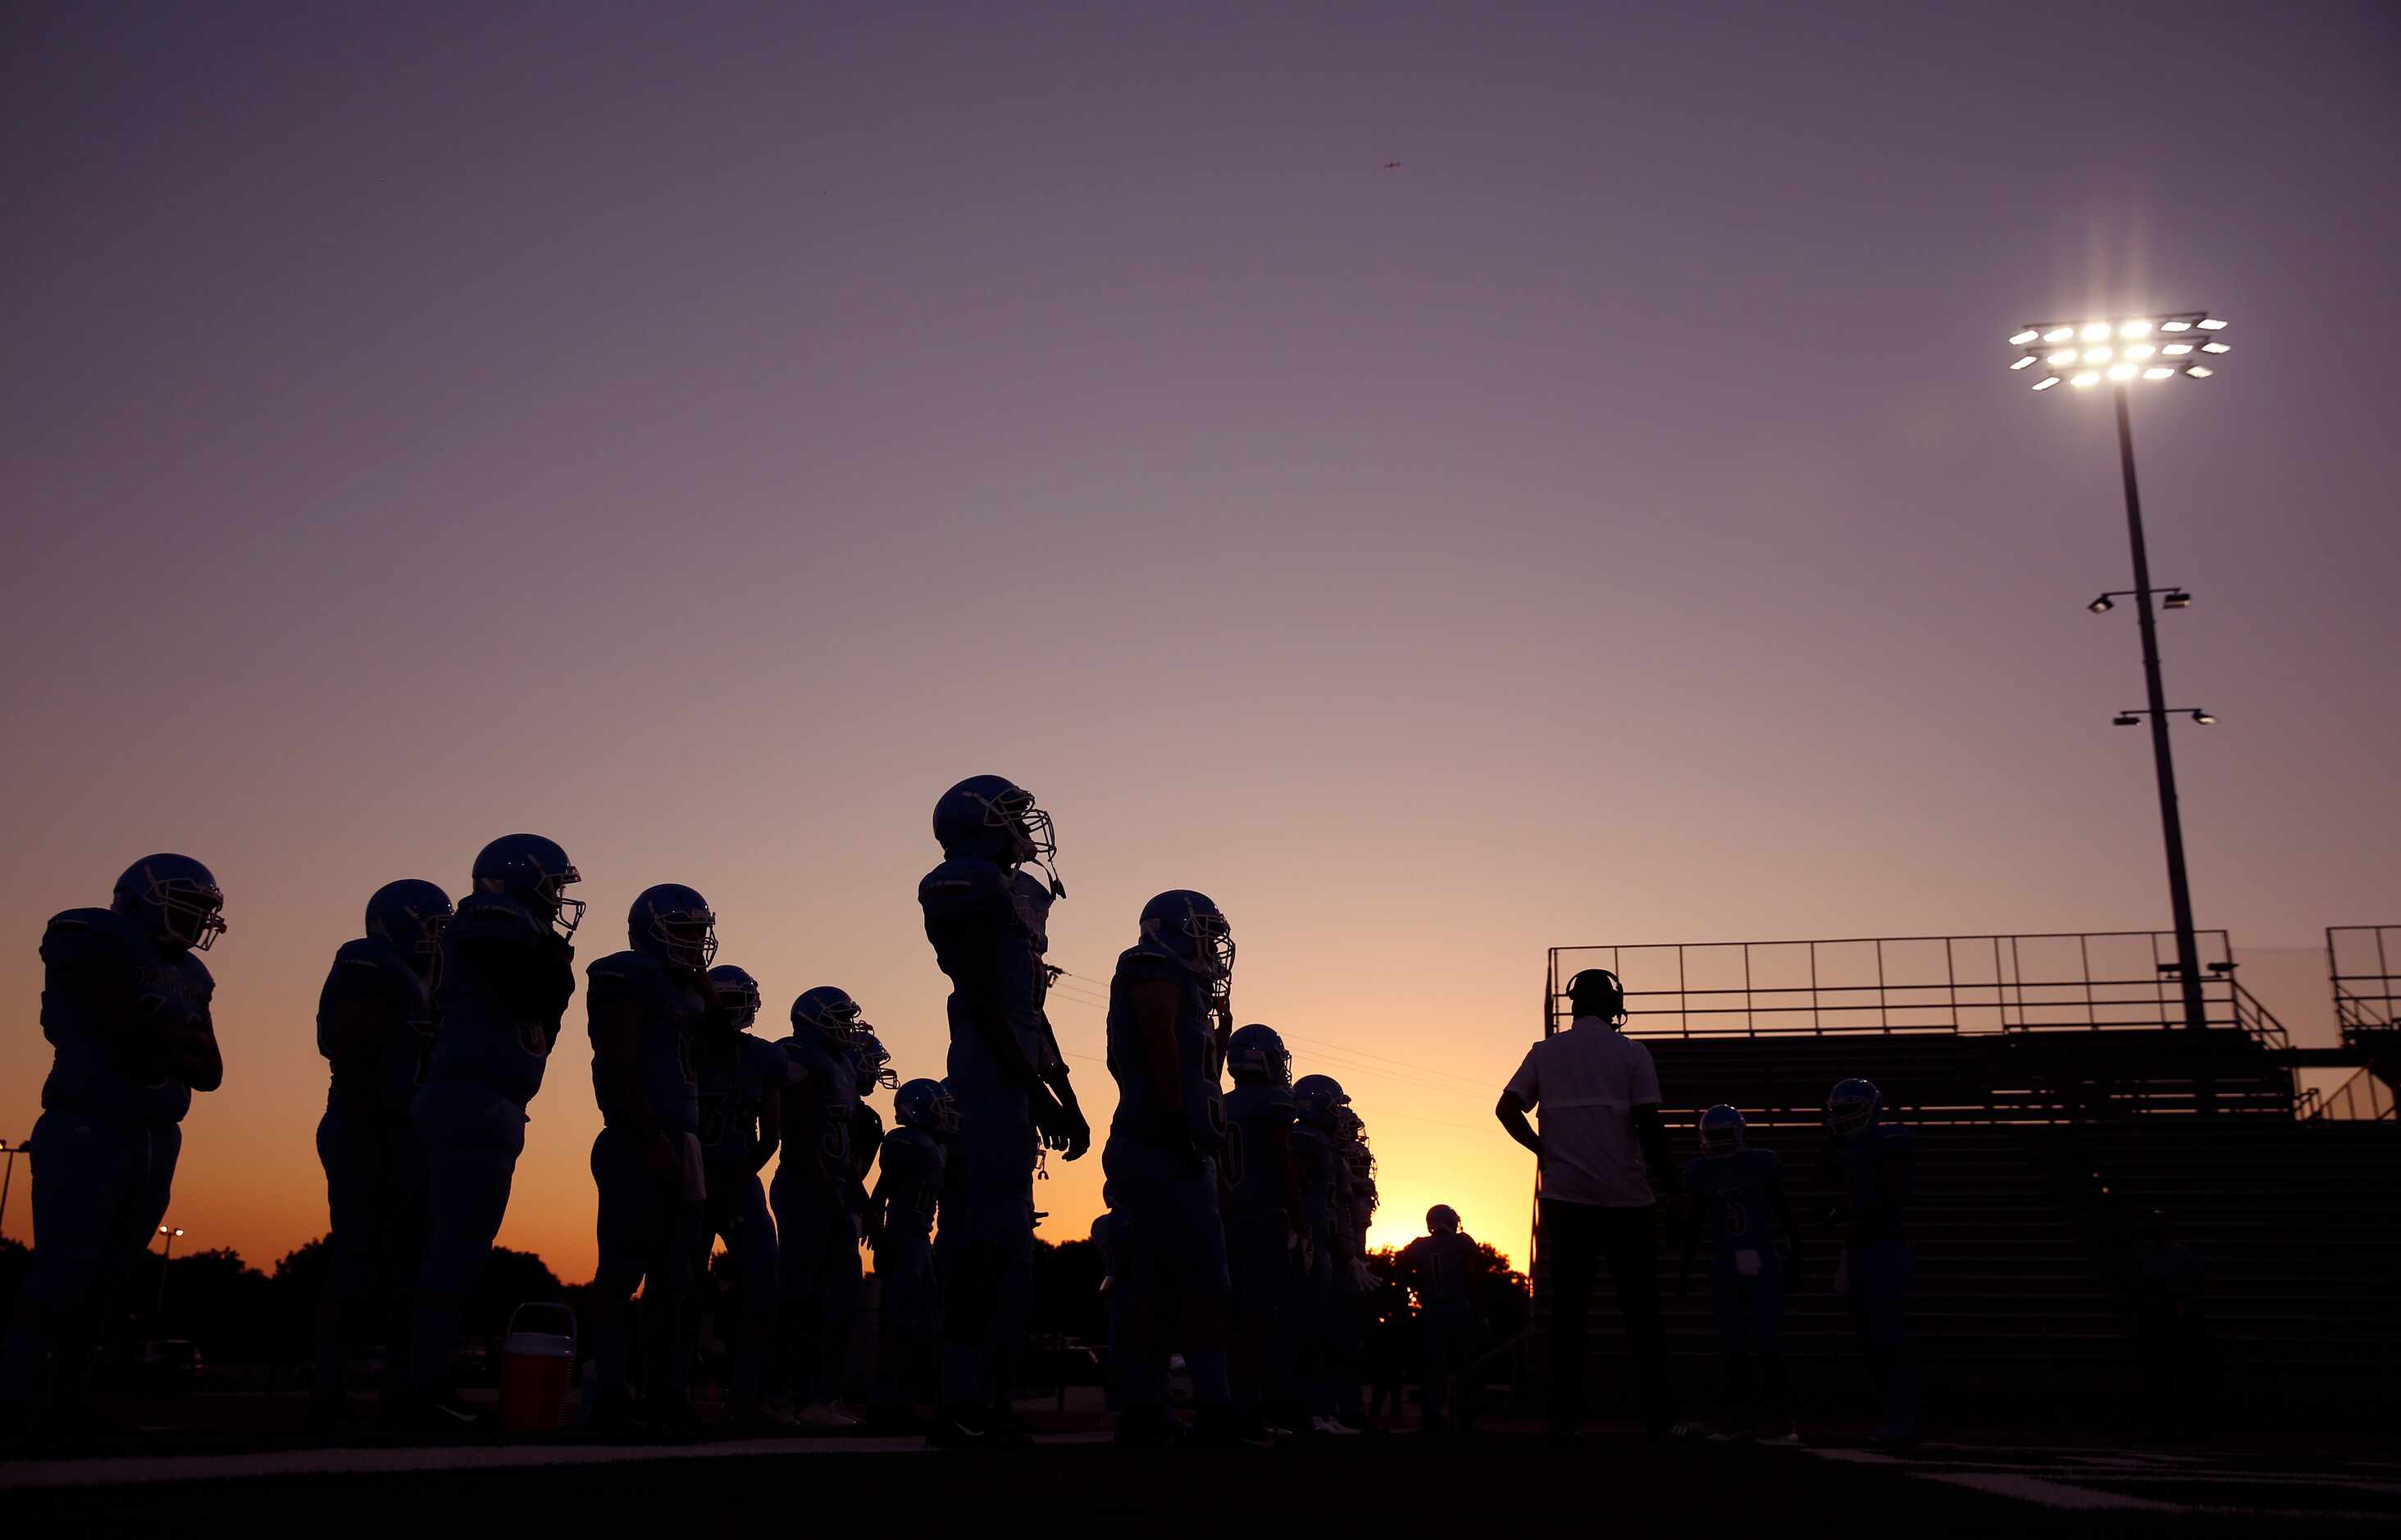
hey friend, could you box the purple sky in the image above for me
[4,2,2395,1275]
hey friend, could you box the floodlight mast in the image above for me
[2011,312,2231,1051]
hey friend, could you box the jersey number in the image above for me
[1221,1123,1247,1187]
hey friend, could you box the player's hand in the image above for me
[1059,1101,1091,1162]
[645,1132,680,1175]
[1030,1084,1076,1152]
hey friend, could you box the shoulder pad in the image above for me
[42,908,137,965]
[1113,945,1185,983]
[450,893,540,939]
[1682,1155,1706,1184]
[586,950,661,982]
[1754,1147,1784,1173]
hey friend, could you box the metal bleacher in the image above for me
[1528,929,2401,1425]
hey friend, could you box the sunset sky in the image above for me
[3,2,2396,1283]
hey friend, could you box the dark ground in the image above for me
[7,1414,2398,1536]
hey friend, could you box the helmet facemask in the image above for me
[645,903,718,971]
[540,866,585,939]
[141,866,227,952]
[1827,1090,1879,1139]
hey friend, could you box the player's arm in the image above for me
[1676,1169,1702,1296]
[1273,1119,1305,1228]
[1036,1013,1091,1160]
[589,987,675,1173]
[1766,1163,1805,1287]
[1125,977,1198,1167]
[753,1073,782,1174]
[162,1008,224,1091]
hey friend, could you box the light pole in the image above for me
[0,1137,25,1238]
[2009,312,2233,1042]
[155,1223,186,1322]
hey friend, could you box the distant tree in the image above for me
[1030,1237,1106,1340]
[466,1246,567,1340]
[0,1237,28,1310]
[146,1247,276,1359]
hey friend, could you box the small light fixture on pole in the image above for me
[2011,312,2233,1047]
[0,1137,25,1238]
[156,1223,187,1320]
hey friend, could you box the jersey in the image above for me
[427,892,574,1108]
[1291,1122,1342,1251]
[1683,1147,1787,1257]
[777,1033,858,1186]
[876,1126,945,1246]
[1400,1231,1479,1310]
[918,856,1050,1098]
[317,936,436,1123]
[697,1032,789,1172]
[1222,1083,1297,1214]
[1103,942,1223,1167]
[585,950,704,1136]
[38,907,212,1123]
[1829,1123,1915,1243]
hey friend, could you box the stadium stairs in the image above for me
[1529,1030,2401,1427]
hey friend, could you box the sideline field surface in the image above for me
[10,1431,2398,1535]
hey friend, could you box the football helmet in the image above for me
[850,1027,900,1092]
[365,879,451,967]
[895,1078,959,1133]
[707,964,762,1032]
[1138,889,1234,982]
[628,882,718,970]
[1292,1073,1349,1128]
[1826,1078,1882,1139]
[932,774,1063,895]
[792,986,870,1052]
[1698,1103,1747,1157]
[112,854,227,951]
[1426,1204,1460,1235]
[1565,968,1626,1023]
[1225,1023,1292,1087]
[471,834,583,937]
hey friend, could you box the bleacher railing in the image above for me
[1547,930,2285,1043]
[2305,1063,2397,1123]
[2327,925,2400,1043]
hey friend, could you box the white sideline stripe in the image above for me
[2,1433,1114,1491]
[1921,1472,2185,1512]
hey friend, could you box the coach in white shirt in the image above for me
[1497,968,1681,1444]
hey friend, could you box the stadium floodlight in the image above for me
[2011,354,2039,370]
[2007,309,2238,1048]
